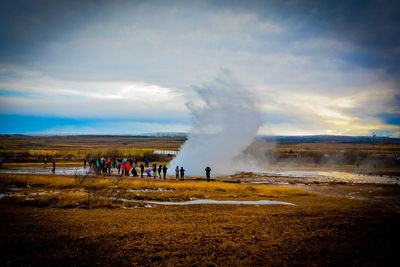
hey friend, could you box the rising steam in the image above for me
[169,70,262,175]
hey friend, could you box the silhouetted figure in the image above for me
[83,158,87,169]
[107,160,111,174]
[152,164,157,178]
[52,158,56,173]
[132,167,138,177]
[140,163,145,177]
[205,166,211,181]
[180,167,185,180]
[158,165,162,178]
[90,157,95,168]
[134,158,138,167]
[162,165,168,179]
[43,158,47,168]
[175,166,179,179]
[145,158,149,168]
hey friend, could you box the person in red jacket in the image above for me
[125,162,131,176]
[120,162,125,177]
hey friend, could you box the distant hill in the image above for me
[0,133,398,144]
[256,135,400,144]
[138,132,188,138]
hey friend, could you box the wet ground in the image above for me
[1,165,399,184]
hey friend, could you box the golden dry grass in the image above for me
[0,174,311,209]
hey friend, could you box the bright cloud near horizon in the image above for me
[0,0,399,136]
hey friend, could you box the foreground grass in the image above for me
[0,188,398,266]
[0,174,310,209]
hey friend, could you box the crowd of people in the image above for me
[83,157,212,180]
[39,156,212,180]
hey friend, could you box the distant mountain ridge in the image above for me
[0,133,398,144]
[0,132,400,144]
[256,135,400,144]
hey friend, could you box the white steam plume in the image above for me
[169,70,263,175]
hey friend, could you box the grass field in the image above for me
[0,174,309,208]
[0,135,183,163]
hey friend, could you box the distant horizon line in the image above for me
[0,133,398,139]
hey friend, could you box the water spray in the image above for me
[169,70,262,175]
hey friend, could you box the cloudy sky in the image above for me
[0,0,399,136]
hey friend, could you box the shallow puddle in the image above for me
[145,199,295,206]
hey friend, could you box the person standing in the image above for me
[140,163,145,178]
[134,158,138,167]
[125,161,131,176]
[180,167,185,180]
[175,166,179,180]
[146,169,151,178]
[52,158,56,173]
[121,162,125,177]
[116,161,121,175]
[162,165,168,179]
[107,160,111,174]
[43,158,47,168]
[132,166,138,177]
[152,164,157,179]
[158,165,162,178]
[205,166,211,181]
[83,158,87,169]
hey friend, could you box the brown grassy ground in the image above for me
[0,135,185,150]
[0,135,184,163]
[1,174,399,266]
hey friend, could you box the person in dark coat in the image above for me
[52,158,56,173]
[107,160,111,174]
[131,167,138,177]
[205,166,211,181]
[180,167,185,180]
[162,165,168,179]
[158,165,162,178]
[152,164,157,178]
[140,163,145,178]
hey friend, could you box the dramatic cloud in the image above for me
[0,0,399,136]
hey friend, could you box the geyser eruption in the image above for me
[170,70,262,175]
